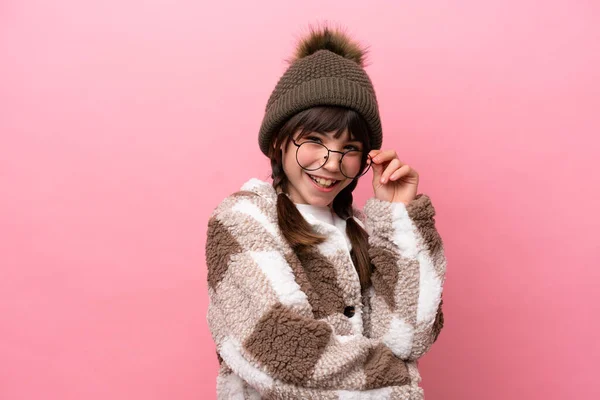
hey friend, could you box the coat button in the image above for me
[343,306,355,318]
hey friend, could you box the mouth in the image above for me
[306,173,341,191]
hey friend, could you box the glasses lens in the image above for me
[296,142,329,170]
[341,151,371,179]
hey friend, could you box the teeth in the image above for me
[309,175,337,188]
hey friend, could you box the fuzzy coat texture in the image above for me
[205,178,446,399]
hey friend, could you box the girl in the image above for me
[206,26,446,399]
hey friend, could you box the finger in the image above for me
[368,149,383,160]
[389,164,411,181]
[381,159,403,184]
[371,158,384,178]
[370,157,386,183]
[372,150,398,164]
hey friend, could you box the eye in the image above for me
[344,144,361,151]
[305,136,322,143]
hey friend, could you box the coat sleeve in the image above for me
[361,194,446,361]
[205,194,415,397]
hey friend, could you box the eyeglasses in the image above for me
[291,138,372,179]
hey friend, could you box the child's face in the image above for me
[281,129,364,207]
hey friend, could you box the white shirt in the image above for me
[294,203,352,250]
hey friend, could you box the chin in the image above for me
[306,195,333,207]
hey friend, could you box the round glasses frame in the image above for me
[291,138,373,179]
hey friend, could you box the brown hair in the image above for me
[268,106,373,289]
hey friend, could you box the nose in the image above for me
[322,150,342,173]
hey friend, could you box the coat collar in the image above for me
[240,178,278,203]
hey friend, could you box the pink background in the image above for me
[1,1,599,399]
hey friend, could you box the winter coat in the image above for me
[205,178,446,399]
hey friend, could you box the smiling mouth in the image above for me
[307,173,340,188]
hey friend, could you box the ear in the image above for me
[274,138,287,153]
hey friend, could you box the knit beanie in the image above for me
[258,26,382,156]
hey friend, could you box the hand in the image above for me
[369,149,419,204]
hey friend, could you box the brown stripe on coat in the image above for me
[395,257,421,326]
[361,287,372,337]
[366,198,421,325]
[431,298,444,343]
[364,344,410,389]
[411,298,445,358]
[206,216,243,289]
[243,302,332,386]
[368,246,399,310]
[294,245,347,319]
[219,360,232,375]
[406,194,445,275]
[370,245,420,325]
[283,251,316,307]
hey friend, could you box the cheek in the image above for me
[282,151,300,176]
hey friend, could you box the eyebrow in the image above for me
[310,131,362,144]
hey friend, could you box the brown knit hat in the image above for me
[258,26,382,156]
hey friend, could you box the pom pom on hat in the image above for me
[290,25,368,67]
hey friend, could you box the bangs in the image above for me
[287,106,371,147]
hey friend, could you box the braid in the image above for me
[332,180,358,219]
[270,148,325,248]
[333,180,372,289]
[270,155,288,194]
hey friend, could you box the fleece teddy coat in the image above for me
[205,178,446,399]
